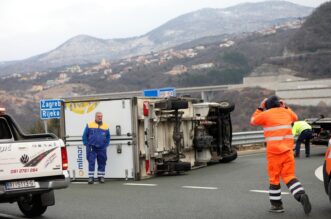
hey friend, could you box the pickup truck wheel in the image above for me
[323,162,329,195]
[18,194,47,218]
[219,149,237,163]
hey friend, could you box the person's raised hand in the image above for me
[259,98,267,110]
[279,100,286,108]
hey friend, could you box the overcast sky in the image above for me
[0,0,329,61]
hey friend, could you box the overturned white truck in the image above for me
[60,96,237,180]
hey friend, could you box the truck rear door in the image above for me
[63,99,135,179]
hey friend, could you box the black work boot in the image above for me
[88,177,94,185]
[98,177,105,184]
[269,204,284,213]
[300,194,312,215]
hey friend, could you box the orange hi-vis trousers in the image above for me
[267,150,295,185]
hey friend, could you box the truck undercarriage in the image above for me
[142,97,236,176]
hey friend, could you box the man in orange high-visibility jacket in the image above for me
[250,96,311,214]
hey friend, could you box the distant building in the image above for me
[58,73,68,80]
[219,40,235,48]
[108,73,121,80]
[104,69,113,75]
[100,58,111,68]
[166,65,188,75]
[192,63,215,70]
[30,85,43,92]
[195,46,205,50]
[65,65,82,73]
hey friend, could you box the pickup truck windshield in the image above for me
[0,118,13,139]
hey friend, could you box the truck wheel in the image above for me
[17,194,47,218]
[323,162,329,195]
[220,149,237,163]
[155,98,188,110]
[174,161,191,172]
[218,101,235,113]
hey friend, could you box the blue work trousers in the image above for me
[86,145,107,178]
[295,129,313,156]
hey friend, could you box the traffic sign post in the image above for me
[40,99,62,133]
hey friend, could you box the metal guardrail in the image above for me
[62,84,231,101]
[232,131,264,146]
[64,131,266,147]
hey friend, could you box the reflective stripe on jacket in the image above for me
[292,121,312,136]
[250,107,298,154]
[82,121,111,149]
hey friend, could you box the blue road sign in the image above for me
[143,89,159,97]
[40,99,62,120]
[159,87,176,97]
[143,87,176,97]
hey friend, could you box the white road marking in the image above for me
[182,186,218,190]
[315,165,324,182]
[0,212,25,219]
[71,182,90,184]
[123,183,157,187]
[250,190,289,195]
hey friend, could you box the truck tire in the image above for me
[323,162,329,195]
[174,161,191,172]
[219,149,237,163]
[17,194,47,218]
[155,98,188,110]
[218,101,235,113]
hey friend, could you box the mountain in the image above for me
[147,1,311,44]
[266,1,331,78]
[0,1,313,75]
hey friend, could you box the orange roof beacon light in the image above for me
[0,108,6,115]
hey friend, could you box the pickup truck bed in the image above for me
[0,111,69,217]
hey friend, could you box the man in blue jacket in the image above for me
[82,112,110,184]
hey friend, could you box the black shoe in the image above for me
[269,204,284,213]
[88,177,94,184]
[98,177,105,184]
[294,154,300,158]
[300,194,312,215]
[306,154,310,158]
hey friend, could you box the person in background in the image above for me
[292,120,313,158]
[82,112,110,184]
[250,95,311,214]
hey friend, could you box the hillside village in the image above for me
[1,19,303,95]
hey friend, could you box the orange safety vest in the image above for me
[251,107,298,154]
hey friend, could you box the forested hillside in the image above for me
[270,2,331,78]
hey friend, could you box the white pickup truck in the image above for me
[0,108,70,217]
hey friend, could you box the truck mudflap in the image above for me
[156,161,191,174]
[0,171,70,198]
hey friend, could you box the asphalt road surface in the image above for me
[1,146,330,219]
